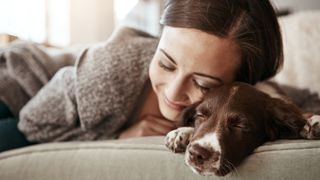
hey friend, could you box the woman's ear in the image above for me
[178,102,200,127]
[265,98,306,140]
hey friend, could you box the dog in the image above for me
[164,82,320,176]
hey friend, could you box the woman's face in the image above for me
[149,26,242,121]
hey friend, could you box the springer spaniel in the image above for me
[165,82,320,176]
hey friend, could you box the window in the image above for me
[0,0,70,46]
[0,0,47,43]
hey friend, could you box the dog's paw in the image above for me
[165,127,194,153]
[300,115,320,139]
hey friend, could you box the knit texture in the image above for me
[18,27,159,142]
[0,41,75,116]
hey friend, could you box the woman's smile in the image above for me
[164,94,187,111]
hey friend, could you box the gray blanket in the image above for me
[1,27,158,142]
[0,41,75,116]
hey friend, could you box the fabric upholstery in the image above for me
[274,11,320,94]
[0,137,319,180]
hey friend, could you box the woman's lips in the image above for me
[164,96,187,111]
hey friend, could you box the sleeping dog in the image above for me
[165,82,320,176]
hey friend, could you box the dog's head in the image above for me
[181,82,305,176]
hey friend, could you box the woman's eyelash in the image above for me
[192,79,210,93]
[158,60,211,94]
[158,61,175,71]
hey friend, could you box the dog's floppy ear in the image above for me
[178,102,200,127]
[265,98,306,140]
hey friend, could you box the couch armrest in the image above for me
[0,136,319,180]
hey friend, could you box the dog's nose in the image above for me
[188,144,219,164]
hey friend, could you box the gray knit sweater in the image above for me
[16,27,158,142]
[0,41,76,116]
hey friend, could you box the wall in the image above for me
[0,0,47,43]
[271,0,320,12]
[69,0,114,45]
[121,0,163,36]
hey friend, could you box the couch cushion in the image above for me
[274,11,320,94]
[0,136,319,180]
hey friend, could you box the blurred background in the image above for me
[0,0,319,47]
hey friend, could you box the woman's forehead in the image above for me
[158,26,242,83]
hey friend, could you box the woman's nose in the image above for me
[165,75,189,102]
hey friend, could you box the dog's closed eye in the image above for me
[227,115,251,132]
[194,113,206,127]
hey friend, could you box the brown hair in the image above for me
[160,0,283,85]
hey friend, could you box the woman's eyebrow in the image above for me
[160,48,176,65]
[160,48,224,84]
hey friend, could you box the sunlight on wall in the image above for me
[115,0,163,36]
[0,0,70,46]
[0,0,121,46]
[114,0,139,22]
[0,0,46,42]
[69,0,114,44]
[47,0,70,46]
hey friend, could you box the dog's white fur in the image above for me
[165,127,194,152]
[188,132,221,169]
[310,115,320,126]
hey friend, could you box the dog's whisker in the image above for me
[224,160,236,176]
[224,160,233,170]
[221,162,231,176]
[224,159,241,178]
[217,162,227,176]
[222,164,229,176]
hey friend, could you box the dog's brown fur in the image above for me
[165,82,320,176]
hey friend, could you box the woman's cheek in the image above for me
[190,92,205,105]
[149,59,163,89]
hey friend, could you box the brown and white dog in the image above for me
[165,82,320,176]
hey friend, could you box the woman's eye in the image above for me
[192,80,210,94]
[158,61,175,72]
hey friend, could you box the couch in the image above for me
[1,11,320,180]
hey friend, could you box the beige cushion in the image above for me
[0,136,320,180]
[274,11,320,94]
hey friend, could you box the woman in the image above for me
[119,0,282,138]
[0,0,282,151]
